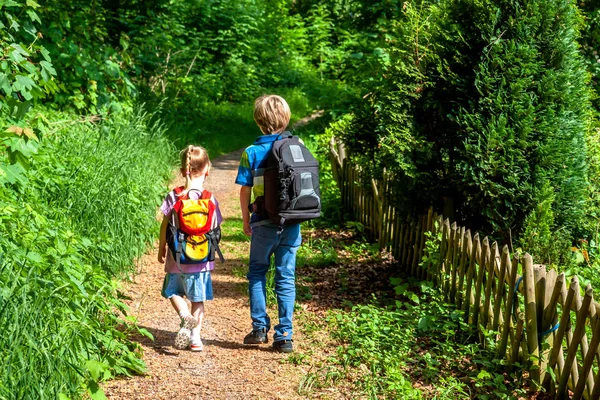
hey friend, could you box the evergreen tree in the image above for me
[341,0,593,257]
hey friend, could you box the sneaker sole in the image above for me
[190,343,203,352]
[174,328,191,349]
[274,347,293,353]
[243,338,268,345]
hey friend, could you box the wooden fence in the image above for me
[329,138,600,399]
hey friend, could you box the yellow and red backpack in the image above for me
[167,187,224,271]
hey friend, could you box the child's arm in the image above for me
[240,186,252,236]
[158,215,169,263]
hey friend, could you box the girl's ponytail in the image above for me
[184,144,193,191]
[178,145,210,197]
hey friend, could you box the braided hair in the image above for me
[179,145,211,196]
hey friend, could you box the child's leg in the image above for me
[273,224,301,344]
[162,274,197,349]
[247,225,278,333]
[162,274,192,319]
[190,302,204,351]
[170,295,192,319]
[191,302,205,330]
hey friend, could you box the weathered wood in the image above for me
[401,218,413,269]
[472,238,487,327]
[379,173,388,249]
[392,207,402,261]
[575,286,596,399]
[523,254,540,382]
[416,214,428,280]
[492,246,510,333]
[573,314,599,399]
[482,242,498,329]
[449,224,461,303]
[407,218,417,274]
[337,141,346,162]
[567,276,599,395]
[371,178,381,241]
[510,312,525,364]
[443,222,456,301]
[437,219,449,288]
[497,254,519,359]
[543,273,574,387]
[558,279,592,398]
[537,268,558,390]
[411,215,423,276]
[424,209,435,282]
[533,265,547,383]
[590,343,600,399]
[396,222,406,263]
[463,232,478,323]
[329,137,342,184]
[456,229,471,309]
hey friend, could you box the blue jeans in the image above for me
[247,223,301,342]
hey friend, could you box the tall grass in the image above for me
[0,109,173,398]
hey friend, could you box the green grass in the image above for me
[0,108,172,398]
[160,86,323,157]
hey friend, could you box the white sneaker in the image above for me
[174,315,198,350]
[190,337,203,352]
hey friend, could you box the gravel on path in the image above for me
[104,149,307,400]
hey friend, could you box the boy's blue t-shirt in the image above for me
[235,134,280,222]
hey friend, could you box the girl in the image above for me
[158,145,222,351]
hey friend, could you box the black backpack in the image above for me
[256,132,321,226]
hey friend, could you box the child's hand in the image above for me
[243,221,252,236]
[158,246,166,263]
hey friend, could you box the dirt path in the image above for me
[104,149,309,400]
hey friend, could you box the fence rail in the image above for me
[329,138,600,399]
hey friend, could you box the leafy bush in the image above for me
[0,109,173,398]
[329,283,526,399]
[339,0,593,258]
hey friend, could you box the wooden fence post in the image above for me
[456,228,470,309]
[497,252,519,359]
[558,280,592,398]
[523,254,540,383]
[472,237,488,327]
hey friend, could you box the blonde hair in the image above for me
[253,95,291,134]
[180,145,211,192]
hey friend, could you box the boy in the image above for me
[235,94,301,353]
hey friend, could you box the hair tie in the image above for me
[186,171,190,176]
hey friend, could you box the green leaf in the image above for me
[26,252,42,263]
[477,370,492,380]
[39,46,51,62]
[27,10,42,24]
[0,163,26,184]
[0,1,20,9]
[40,61,56,76]
[26,0,40,9]
[409,293,420,304]
[0,73,11,94]
[86,379,107,400]
[10,43,29,57]
[85,360,105,381]
[137,328,154,340]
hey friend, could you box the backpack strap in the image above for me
[173,186,186,196]
[168,213,185,273]
[276,131,292,140]
[207,228,225,264]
